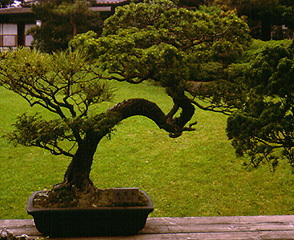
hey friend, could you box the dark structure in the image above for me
[0,7,36,48]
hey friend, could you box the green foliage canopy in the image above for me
[70,0,251,110]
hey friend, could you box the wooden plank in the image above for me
[146,215,294,225]
[1,216,294,240]
[0,219,41,238]
[0,219,35,228]
[143,216,294,233]
[44,232,291,240]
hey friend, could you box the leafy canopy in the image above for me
[70,0,251,113]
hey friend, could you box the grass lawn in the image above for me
[0,81,293,219]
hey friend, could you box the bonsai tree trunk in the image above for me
[62,136,100,190]
[58,98,195,191]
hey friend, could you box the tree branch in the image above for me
[191,99,234,115]
[108,98,195,137]
[37,142,74,157]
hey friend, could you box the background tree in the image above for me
[211,0,294,40]
[226,40,294,171]
[30,0,103,52]
[0,0,12,7]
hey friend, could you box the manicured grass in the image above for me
[0,81,293,219]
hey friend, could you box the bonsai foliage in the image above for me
[227,41,294,171]
[0,0,251,195]
[0,49,116,189]
[70,1,251,115]
[71,0,294,171]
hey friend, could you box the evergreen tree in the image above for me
[227,41,294,171]
[212,0,294,40]
[30,0,103,52]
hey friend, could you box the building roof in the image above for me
[0,0,129,14]
[0,7,32,14]
[95,0,128,4]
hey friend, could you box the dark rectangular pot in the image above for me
[27,190,154,237]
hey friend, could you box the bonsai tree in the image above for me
[0,0,251,205]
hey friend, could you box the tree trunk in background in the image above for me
[261,16,272,41]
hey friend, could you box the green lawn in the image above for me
[0,81,293,219]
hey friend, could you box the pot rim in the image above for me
[27,190,154,213]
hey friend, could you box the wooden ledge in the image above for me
[1,215,294,239]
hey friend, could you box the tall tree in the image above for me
[212,0,294,40]
[0,0,12,7]
[30,0,103,52]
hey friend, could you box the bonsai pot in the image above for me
[27,190,154,237]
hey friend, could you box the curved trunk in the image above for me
[60,98,195,190]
